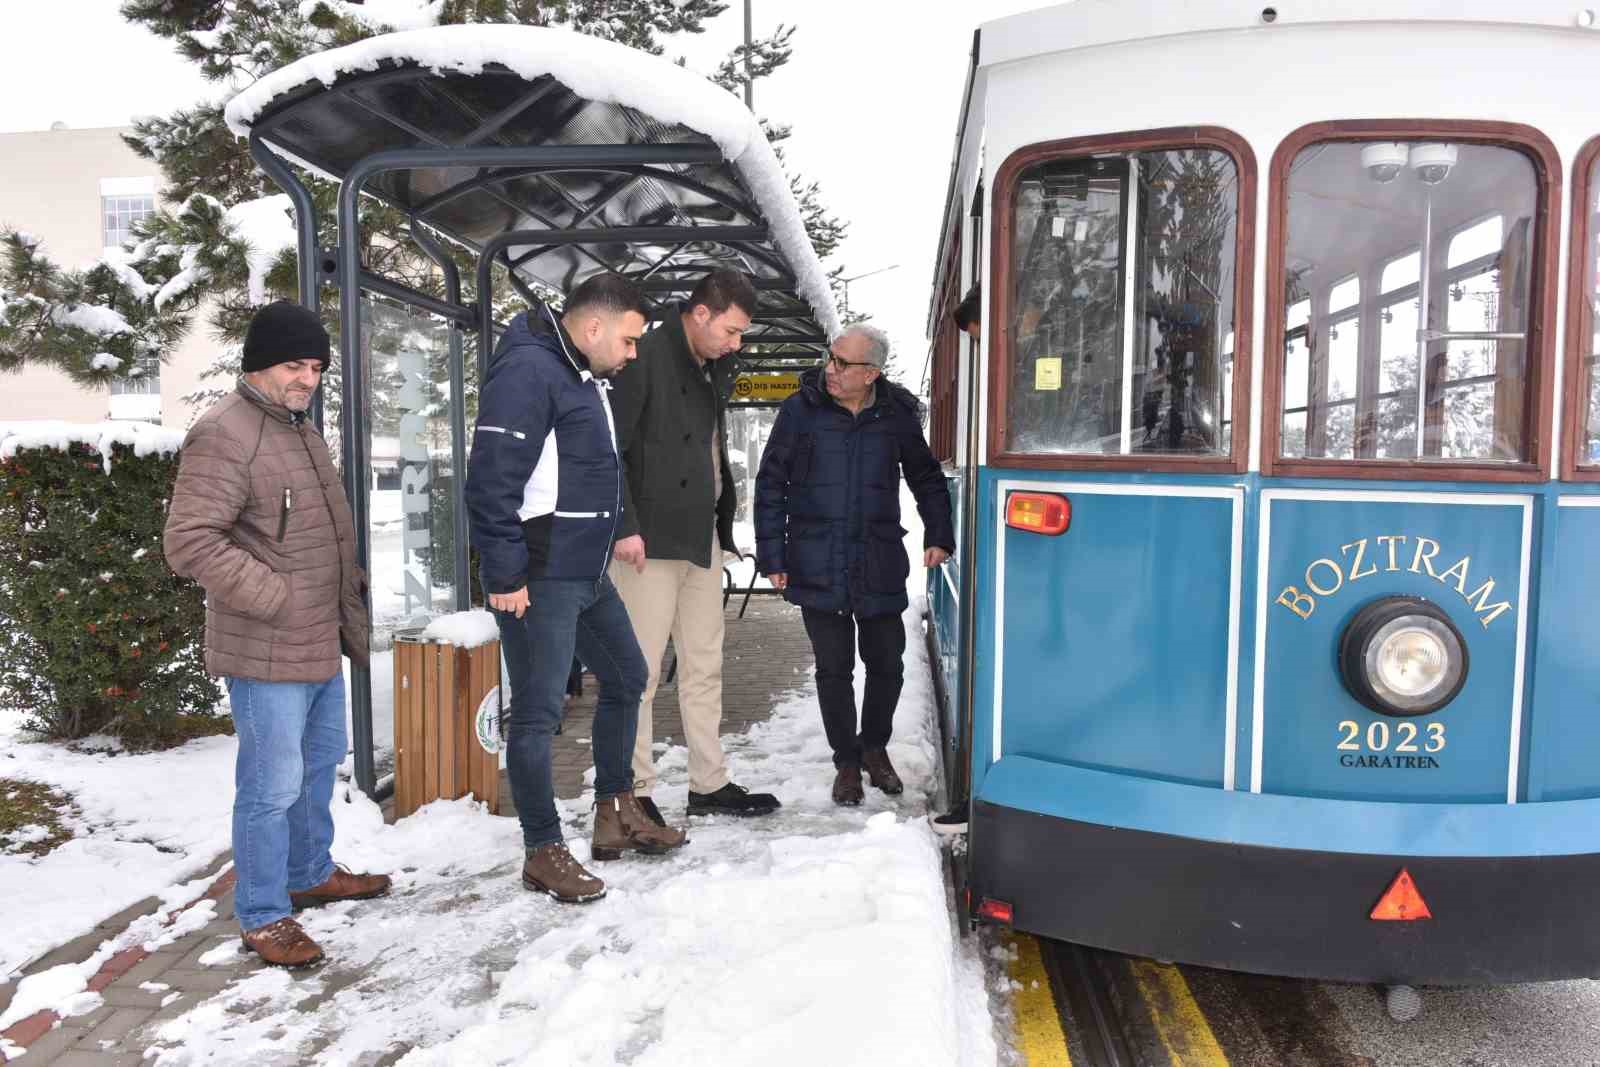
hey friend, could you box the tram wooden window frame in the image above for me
[1263,120,1561,483]
[987,126,1257,474]
[1562,134,1600,482]
[930,216,964,466]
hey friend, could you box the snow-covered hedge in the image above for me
[0,423,223,746]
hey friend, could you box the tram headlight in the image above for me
[1360,143,1408,184]
[1338,596,1468,717]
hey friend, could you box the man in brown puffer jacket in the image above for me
[164,302,390,969]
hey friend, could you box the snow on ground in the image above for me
[0,722,237,983]
[0,870,225,1041]
[140,598,997,1065]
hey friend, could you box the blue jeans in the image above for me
[493,574,645,849]
[226,673,346,931]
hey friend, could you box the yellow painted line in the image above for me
[1128,959,1229,1066]
[1006,933,1072,1066]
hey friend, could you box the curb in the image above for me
[0,867,237,1060]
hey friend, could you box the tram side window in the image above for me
[1005,149,1239,456]
[1584,162,1600,464]
[1278,141,1538,463]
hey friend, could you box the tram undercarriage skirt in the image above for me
[969,798,1600,985]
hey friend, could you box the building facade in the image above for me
[0,125,216,427]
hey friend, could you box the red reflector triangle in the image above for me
[1371,867,1432,921]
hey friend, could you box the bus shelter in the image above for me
[225,26,839,797]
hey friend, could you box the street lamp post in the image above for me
[744,0,753,109]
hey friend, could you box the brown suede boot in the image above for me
[861,748,904,795]
[591,791,688,861]
[290,865,393,910]
[832,765,864,806]
[240,917,324,968]
[522,842,606,903]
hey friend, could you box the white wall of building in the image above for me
[0,125,217,427]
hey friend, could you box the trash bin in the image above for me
[393,628,502,819]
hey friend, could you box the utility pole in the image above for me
[743,0,753,109]
[839,264,900,316]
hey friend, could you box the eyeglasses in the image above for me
[826,354,876,372]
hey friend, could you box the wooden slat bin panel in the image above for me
[393,634,501,819]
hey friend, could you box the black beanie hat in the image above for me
[242,301,332,373]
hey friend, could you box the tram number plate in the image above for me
[1336,720,1445,769]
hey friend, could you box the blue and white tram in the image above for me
[924,1,1600,984]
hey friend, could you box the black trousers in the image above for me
[801,607,906,769]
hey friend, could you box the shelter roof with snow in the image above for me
[226,24,839,348]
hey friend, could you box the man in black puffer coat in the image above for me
[754,324,955,805]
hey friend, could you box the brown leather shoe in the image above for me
[861,748,904,795]
[592,791,688,861]
[832,764,864,806]
[522,842,606,903]
[240,917,324,968]
[289,864,392,910]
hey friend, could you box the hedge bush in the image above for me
[0,427,224,747]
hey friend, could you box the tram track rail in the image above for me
[1007,933,1233,1066]
[1041,940,1138,1067]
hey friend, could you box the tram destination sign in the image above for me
[732,372,800,402]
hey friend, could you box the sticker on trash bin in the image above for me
[475,688,503,755]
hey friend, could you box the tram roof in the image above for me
[977,0,1600,71]
[224,25,839,343]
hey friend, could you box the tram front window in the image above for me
[1005,148,1239,456]
[1278,140,1538,464]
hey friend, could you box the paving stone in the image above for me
[0,979,14,1019]
[77,1007,151,1048]
[173,935,236,971]
[145,989,206,1025]
[96,985,169,1011]
[67,1004,117,1033]
[85,949,145,993]
[157,969,240,995]
[18,929,110,979]
[199,915,237,937]
[14,1022,92,1062]
[117,951,183,986]
[53,1050,146,1067]
[2,1009,58,1049]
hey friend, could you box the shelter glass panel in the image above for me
[1278,141,1537,463]
[1005,148,1239,456]
[361,298,465,771]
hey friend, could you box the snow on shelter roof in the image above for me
[225,24,839,340]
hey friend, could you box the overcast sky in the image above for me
[0,0,1042,380]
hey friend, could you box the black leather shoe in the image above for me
[687,782,781,817]
[831,765,864,806]
[861,748,904,795]
[636,795,667,828]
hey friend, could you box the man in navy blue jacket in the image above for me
[753,324,955,805]
[467,274,687,904]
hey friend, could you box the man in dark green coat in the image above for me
[608,270,781,822]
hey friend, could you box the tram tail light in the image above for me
[977,897,1014,925]
[1006,492,1071,535]
[1370,868,1432,921]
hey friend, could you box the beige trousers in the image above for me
[609,541,729,796]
